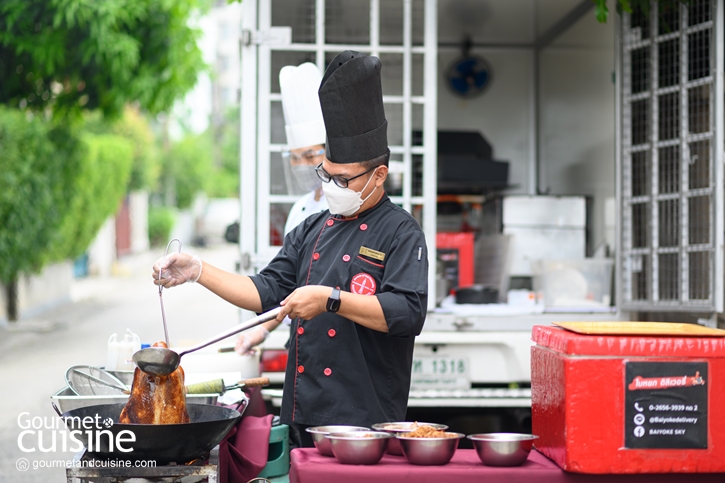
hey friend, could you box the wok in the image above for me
[59,403,241,465]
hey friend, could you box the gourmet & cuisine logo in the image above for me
[17,412,136,453]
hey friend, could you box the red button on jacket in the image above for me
[326,219,334,226]
[297,365,304,374]
[324,368,332,376]
[313,253,320,260]
[297,327,304,335]
[328,329,336,337]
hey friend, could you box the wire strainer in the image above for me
[65,365,129,396]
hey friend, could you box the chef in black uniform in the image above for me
[153,51,428,447]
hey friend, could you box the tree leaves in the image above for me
[0,0,206,119]
[593,0,687,23]
[0,107,134,285]
[0,108,61,284]
[594,0,609,23]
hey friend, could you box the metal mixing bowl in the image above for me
[371,421,448,455]
[327,431,392,465]
[306,426,369,456]
[468,433,539,466]
[397,432,465,465]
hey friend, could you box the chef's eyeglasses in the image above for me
[315,162,377,189]
[281,149,325,164]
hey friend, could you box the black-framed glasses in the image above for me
[282,149,325,164]
[315,163,377,189]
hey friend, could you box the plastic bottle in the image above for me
[105,333,120,371]
[116,329,141,371]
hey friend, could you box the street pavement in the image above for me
[0,244,245,482]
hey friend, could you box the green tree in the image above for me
[50,133,134,261]
[0,108,134,320]
[162,131,215,210]
[157,107,241,209]
[0,0,207,119]
[209,106,240,199]
[0,108,59,318]
[593,0,687,23]
[0,0,206,320]
[115,107,161,192]
[84,107,161,191]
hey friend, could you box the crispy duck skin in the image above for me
[119,341,190,424]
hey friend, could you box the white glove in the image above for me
[235,326,270,355]
[153,252,203,288]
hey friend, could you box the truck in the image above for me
[230,0,724,434]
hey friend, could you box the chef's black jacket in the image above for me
[250,194,428,427]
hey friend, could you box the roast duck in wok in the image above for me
[119,341,190,424]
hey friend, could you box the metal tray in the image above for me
[51,387,219,414]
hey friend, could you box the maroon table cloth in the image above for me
[218,413,273,483]
[289,448,725,483]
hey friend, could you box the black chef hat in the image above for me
[318,51,388,164]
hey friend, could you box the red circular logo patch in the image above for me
[351,273,376,295]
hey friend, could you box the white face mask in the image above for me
[322,168,379,217]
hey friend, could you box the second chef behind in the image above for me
[153,50,428,447]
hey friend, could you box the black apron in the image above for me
[250,194,428,427]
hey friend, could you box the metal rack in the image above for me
[66,446,219,483]
[619,0,724,315]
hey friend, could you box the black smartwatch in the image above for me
[326,287,341,313]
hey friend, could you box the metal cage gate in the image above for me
[239,0,439,310]
[619,0,724,315]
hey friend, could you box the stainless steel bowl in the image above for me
[468,433,539,466]
[305,426,369,456]
[327,431,392,465]
[371,421,448,455]
[397,432,464,465]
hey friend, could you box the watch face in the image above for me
[328,288,341,312]
[327,298,340,313]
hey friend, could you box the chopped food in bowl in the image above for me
[400,426,457,438]
[371,421,449,455]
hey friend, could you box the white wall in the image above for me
[130,190,150,253]
[435,2,616,252]
[437,48,534,194]
[87,217,116,277]
[438,0,583,45]
[539,14,615,253]
[0,261,73,323]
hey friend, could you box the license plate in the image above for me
[410,356,470,390]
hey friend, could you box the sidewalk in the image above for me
[0,249,159,356]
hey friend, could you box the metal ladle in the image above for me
[132,307,282,376]
[158,238,182,347]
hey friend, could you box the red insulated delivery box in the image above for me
[531,324,725,474]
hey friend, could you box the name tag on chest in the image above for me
[359,246,385,262]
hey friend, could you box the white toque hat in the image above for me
[279,62,326,150]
